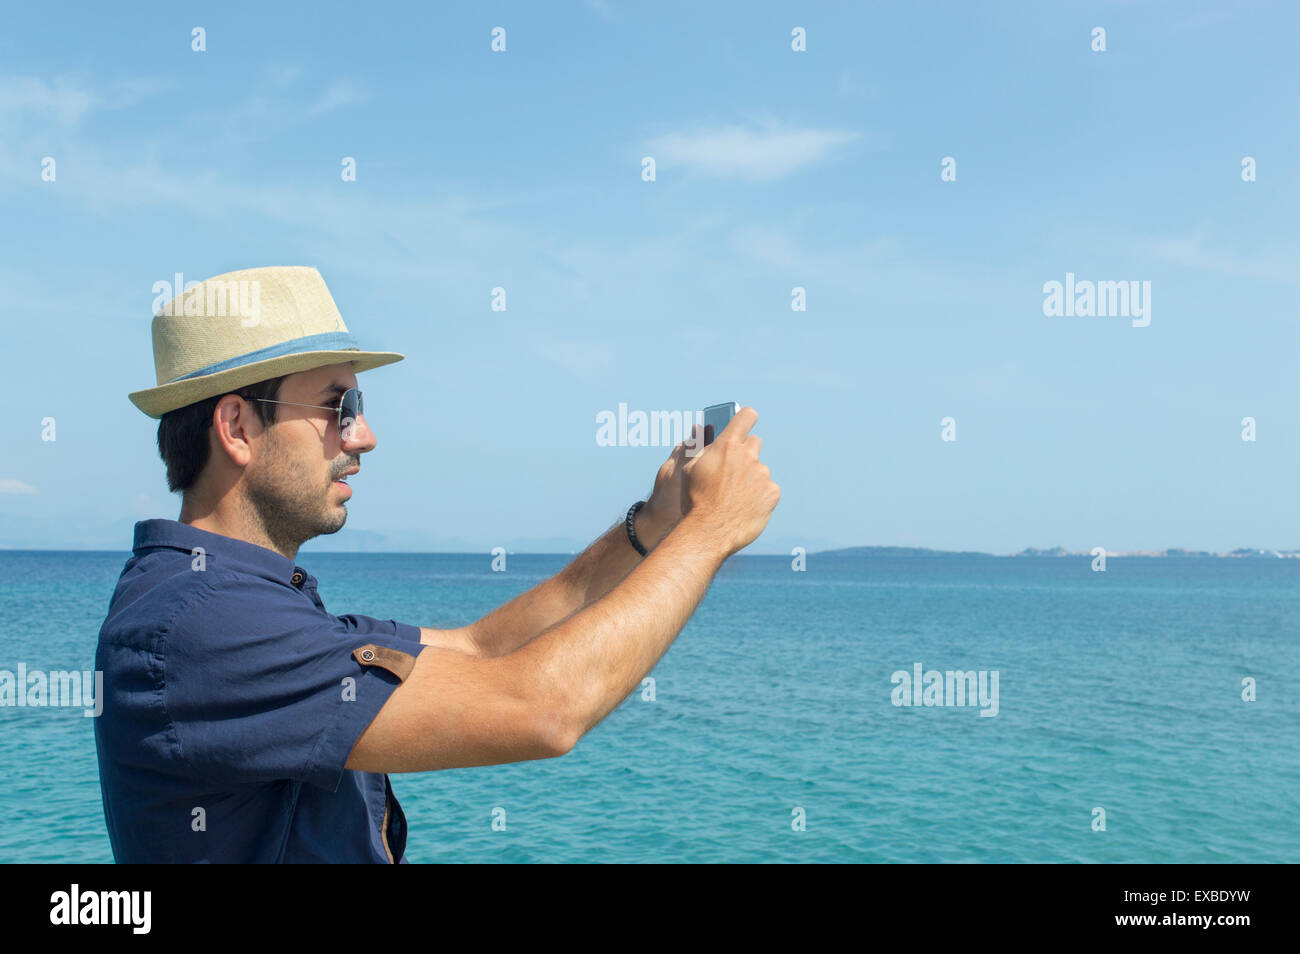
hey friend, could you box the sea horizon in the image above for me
[3,543,1297,559]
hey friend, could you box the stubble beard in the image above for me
[243,430,347,557]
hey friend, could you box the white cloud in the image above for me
[0,479,37,495]
[306,79,368,117]
[647,121,863,181]
[1140,228,1300,285]
[0,76,95,126]
[268,65,301,88]
[0,75,167,127]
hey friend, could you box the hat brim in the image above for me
[129,349,404,419]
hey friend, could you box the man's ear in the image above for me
[211,394,257,469]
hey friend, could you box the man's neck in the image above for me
[179,495,299,561]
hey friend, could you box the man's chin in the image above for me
[301,500,348,540]
[317,507,347,536]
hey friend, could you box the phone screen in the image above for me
[702,402,739,446]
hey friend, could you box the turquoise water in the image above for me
[1,549,1297,863]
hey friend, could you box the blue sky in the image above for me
[2,0,1297,554]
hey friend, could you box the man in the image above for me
[96,265,779,863]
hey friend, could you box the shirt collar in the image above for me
[132,519,312,588]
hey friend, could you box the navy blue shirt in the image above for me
[94,519,426,863]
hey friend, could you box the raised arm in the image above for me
[347,408,778,772]
[418,435,694,658]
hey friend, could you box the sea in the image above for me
[1,549,1297,863]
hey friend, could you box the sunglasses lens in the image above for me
[339,389,362,439]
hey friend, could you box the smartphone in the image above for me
[702,402,740,446]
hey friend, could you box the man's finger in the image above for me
[683,422,707,458]
[719,406,758,444]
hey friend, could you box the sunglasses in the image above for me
[254,387,364,439]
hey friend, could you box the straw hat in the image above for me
[128,266,403,418]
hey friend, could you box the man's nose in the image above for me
[341,413,377,452]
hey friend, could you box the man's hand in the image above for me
[679,407,779,557]
[637,425,702,549]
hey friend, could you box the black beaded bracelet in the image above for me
[625,500,648,556]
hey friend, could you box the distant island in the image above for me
[815,545,1300,559]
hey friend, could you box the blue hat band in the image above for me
[169,332,360,383]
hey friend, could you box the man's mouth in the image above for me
[333,467,359,489]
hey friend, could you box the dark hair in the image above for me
[157,377,285,493]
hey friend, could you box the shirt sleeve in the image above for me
[340,614,424,645]
[336,613,423,645]
[163,572,427,792]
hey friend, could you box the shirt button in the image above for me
[290,571,304,586]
